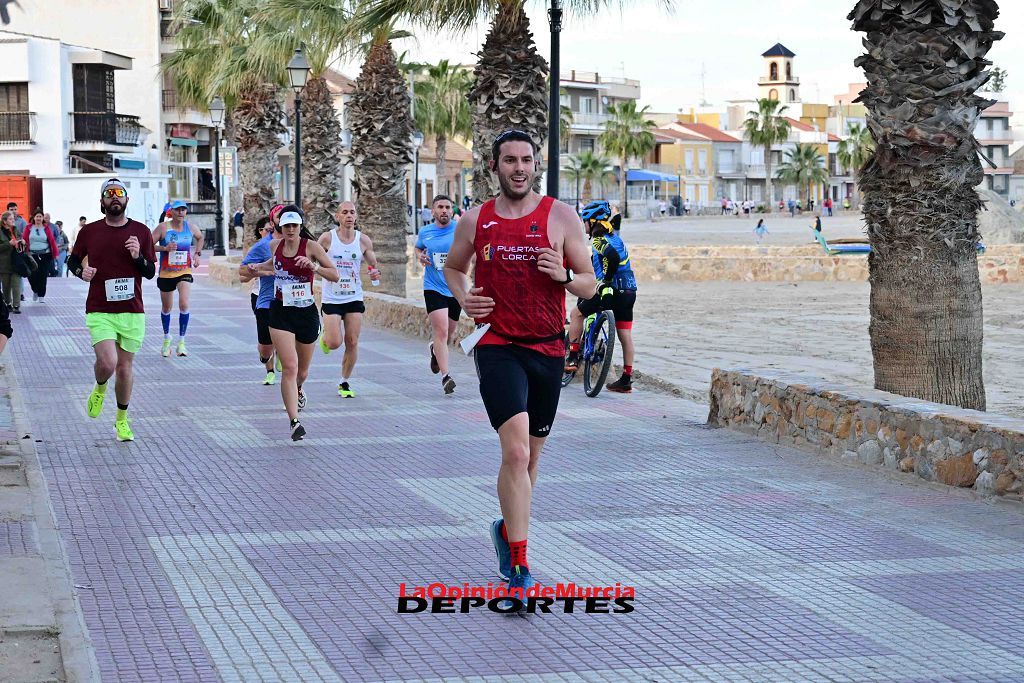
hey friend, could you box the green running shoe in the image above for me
[263,371,276,386]
[275,355,282,372]
[338,381,355,398]
[161,339,172,357]
[319,335,330,355]
[86,386,105,418]
[115,418,134,442]
[176,340,188,357]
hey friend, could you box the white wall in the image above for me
[0,34,68,175]
[41,174,171,244]
[6,1,162,138]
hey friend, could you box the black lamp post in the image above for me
[287,46,311,208]
[411,131,424,234]
[209,95,226,256]
[546,0,562,199]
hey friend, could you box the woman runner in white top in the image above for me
[317,201,381,398]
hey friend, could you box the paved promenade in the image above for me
[6,275,1024,682]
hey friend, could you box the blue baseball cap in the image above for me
[170,200,188,210]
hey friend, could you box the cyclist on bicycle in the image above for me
[565,200,638,393]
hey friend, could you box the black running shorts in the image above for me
[268,300,320,344]
[423,289,462,322]
[474,344,563,437]
[157,274,194,292]
[576,288,636,323]
[321,301,366,317]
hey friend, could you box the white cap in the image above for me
[279,211,303,226]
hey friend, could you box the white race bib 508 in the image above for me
[105,278,134,302]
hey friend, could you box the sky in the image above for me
[343,0,1024,125]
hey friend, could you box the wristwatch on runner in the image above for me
[559,268,574,285]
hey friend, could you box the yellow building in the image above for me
[649,127,715,205]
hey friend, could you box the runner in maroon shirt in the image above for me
[66,179,157,442]
[444,130,596,606]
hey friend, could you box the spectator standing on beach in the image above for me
[720,197,728,215]
[682,198,691,216]
[658,200,667,217]
[787,198,795,217]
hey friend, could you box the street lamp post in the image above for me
[287,46,311,208]
[209,96,226,256]
[546,0,562,199]
[411,131,424,234]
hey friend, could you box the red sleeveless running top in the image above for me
[273,238,313,300]
[474,196,566,357]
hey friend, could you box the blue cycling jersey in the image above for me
[592,233,636,290]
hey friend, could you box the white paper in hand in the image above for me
[460,323,491,355]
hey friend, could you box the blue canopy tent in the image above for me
[626,169,680,215]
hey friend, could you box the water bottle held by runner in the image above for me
[369,263,380,287]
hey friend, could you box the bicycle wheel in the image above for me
[561,331,576,387]
[583,310,616,397]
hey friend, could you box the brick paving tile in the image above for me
[7,276,1024,682]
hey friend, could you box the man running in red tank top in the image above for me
[445,130,597,605]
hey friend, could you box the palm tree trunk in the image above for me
[349,39,413,297]
[619,156,627,217]
[235,84,286,252]
[469,2,549,202]
[436,135,448,196]
[764,144,773,212]
[299,76,344,236]
[851,0,999,410]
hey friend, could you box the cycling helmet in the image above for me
[580,200,611,223]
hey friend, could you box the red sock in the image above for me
[623,365,633,377]
[509,539,529,570]
[569,342,580,353]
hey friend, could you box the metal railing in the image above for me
[69,112,142,146]
[570,112,610,127]
[758,76,801,84]
[561,71,641,88]
[0,112,35,144]
[162,89,177,111]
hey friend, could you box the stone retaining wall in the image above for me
[708,368,1024,500]
[629,244,1024,284]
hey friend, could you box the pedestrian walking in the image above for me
[659,200,667,217]
[787,199,796,217]
[0,211,25,313]
[683,198,691,216]
[53,221,70,277]
[754,218,769,244]
[23,209,58,303]
[720,197,728,215]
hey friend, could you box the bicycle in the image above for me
[561,308,616,397]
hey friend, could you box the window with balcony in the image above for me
[0,82,33,144]
[70,65,140,146]
[581,97,595,114]
[579,137,595,153]
[684,149,694,174]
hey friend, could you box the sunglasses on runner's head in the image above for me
[493,129,531,146]
[102,188,127,198]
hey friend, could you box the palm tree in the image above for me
[359,1,655,202]
[258,0,358,235]
[163,0,286,251]
[742,98,792,212]
[347,25,414,297]
[850,0,999,410]
[562,151,614,204]
[776,143,829,208]
[413,60,473,197]
[836,122,874,207]
[599,101,656,218]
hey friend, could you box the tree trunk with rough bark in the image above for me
[851,0,1002,410]
[349,40,413,297]
[435,134,448,196]
[235,84,286,252]
[299,76,344,236]
[468,2,548,202]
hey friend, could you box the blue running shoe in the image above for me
[489,519,512,581]
[501,565,536,612]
